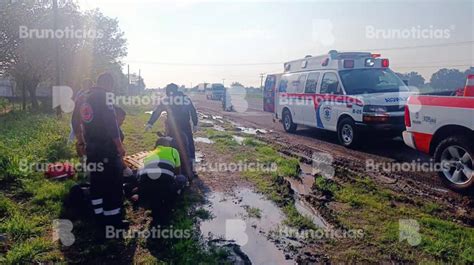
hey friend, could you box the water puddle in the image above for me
[195,137,214,144]
[211,115,223,120]
[201,120,215,125]
[198,112,210,119]
[214,125,226,132]
[200,188,294,265]
[237,127,268,135]
[195,151,204,163]
[285,163,329,229]
[232,135,245,145]
[287,163,315,196]
[431,187,449,193]
[229,121,241,127]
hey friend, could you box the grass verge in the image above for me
[313,175,474,263]
[0,106,228,264]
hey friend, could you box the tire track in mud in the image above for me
[267,137,473,226]
[194,101,473,226]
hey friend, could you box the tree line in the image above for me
[0,0,128,110]
[397,68,472,92]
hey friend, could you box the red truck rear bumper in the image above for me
[403,131,433,154]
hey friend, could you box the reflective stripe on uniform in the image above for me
[103,208,121,216]
[94,208,103,214]
[144,159,175,169]
[141,168,175,180]
[91,198,103,205]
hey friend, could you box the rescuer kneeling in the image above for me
[131,137,187,225]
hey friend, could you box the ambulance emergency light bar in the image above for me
[340,58,389,69]
[341,58,389,69]
[327,50,389,69]
[283,51,389,72]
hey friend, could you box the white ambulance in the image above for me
[266,51,415,148]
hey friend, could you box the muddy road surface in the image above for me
[190,93,473,225]
[188,107,473,264]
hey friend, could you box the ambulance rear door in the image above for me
[263,74,278,112]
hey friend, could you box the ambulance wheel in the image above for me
[434,136,474,193]
[337,117,360,148]
[282,109,297,133]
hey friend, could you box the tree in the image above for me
[0,1,128,110]
[396,72,425,88]
[464,68,474,76]
[231,81,244,87]
[0,0,53,109]
[430,68,466,91]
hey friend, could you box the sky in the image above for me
[78,0,474,88]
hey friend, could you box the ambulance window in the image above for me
[264,76,275,92]
[279,77,288,92]
[296,74,307,93]
[305,72,320,94]
[287,74,301,93]
[321,72,341,95]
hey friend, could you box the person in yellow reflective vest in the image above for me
[134,137,187,224]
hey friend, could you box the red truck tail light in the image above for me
[404,105,411,127]
[381,59,389,67]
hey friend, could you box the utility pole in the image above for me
[222,78,225,86]
[11,79,15,111]
[127,64,130,95]
[138,69,142,94]
[260,73,265,89]
[53,0,61,117]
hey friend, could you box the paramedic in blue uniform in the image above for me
[145,83,198,178]
[78,72,128,230]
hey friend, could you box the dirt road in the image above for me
[190,93,473,224]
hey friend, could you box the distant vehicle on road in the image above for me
[206,83,225,100]
[193,83,209,93]
[266,51,415,148]
[403,75,474,192]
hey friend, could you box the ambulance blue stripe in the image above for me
[316,104,324,128]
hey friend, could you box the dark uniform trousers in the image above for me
[88,154,123,225]
[78,87,124,227]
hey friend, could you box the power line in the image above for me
[123,60,282,66]
[356,40,474,52]
[124,41,474,67]
[393,64,472,69]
